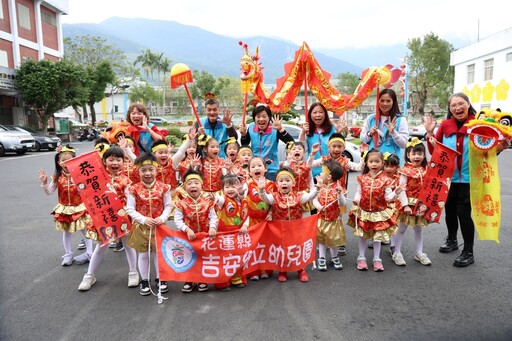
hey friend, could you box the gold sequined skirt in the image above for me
[317,218,346,248]
[127,222,157,253]
[347,205,398,242]
[51,203,91,233]
[397,213,430,227]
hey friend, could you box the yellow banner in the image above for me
[469,140,501,243]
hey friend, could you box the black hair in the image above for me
[54,146,76,181]
[221,173,240,188]
[248,156,268,176]
[182,168,204,182]
[446,92,477,119]
[93,137,110,145]
[404,140,428,167]
[384,154,400,167]
[133,152,157,168]
[328,133,346,142]
[276,166,296,181]
[224,140,240,154]
[362,148,384,174]
[306,102,333,137]
[102,145,125,161]
[182,139,199,162]
[251,105,272,122]
[378,88,402,120]
[150,139,168,152]
[322,158,344,182]
[286,141,305,153]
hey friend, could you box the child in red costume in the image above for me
[39,145,94,266]
[213,174,248,291]
[382,152,402,256]
[312,159,347,271]
[392,138,432,267]
[197,135,227,193]
[178,138,200,181]
[78,146,139,291]
[347,149,400,272]
[242,157,275,281]
[174,169,218,293]
[125,153,172,296]
[232,146,252,184]
[257,167,320,282]
[151,127,196,189]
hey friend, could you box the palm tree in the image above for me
[133,49,154,79]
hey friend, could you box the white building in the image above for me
[451,27,512,112]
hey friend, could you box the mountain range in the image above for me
[63,17,409,83]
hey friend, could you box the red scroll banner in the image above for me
[156,214,318,283]
[65,151,131,247]
[413,142,460,223]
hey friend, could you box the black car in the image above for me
[5,125,61,151]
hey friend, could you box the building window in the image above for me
[41,11,56,26]
[484,59,493,81]
[17,3,31,30]
[507,52,512,62]
[0,50,8,67]
[467,64,475,84]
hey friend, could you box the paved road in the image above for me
[1,143,511,340]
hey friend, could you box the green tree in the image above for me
[15,59,89,134]
[407,33,454,115]
[189,70,230,111]
[129,83,161,106]
[335,72,360,95]
[64,35,138,123]
[134,49,156,79]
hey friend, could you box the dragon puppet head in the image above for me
[102,121,132,144]
[239,41,260,81]
[465,108,512,150]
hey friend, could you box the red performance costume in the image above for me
[201,157,225,192]
[397,163,429,227]
[347,171,398,243]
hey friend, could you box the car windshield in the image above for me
[18,126,36,133]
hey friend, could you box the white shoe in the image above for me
[128,271,140,287]
[392,252,407,266]
[61,253,73,266]
[78,274,96,291]
[331,257,343,270]
[414,253,432,265]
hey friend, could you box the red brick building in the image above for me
[0,0,68,126]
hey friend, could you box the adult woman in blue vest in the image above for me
[240,104,294,181]
[299,102,347,177]
[195,94,238,158]
[425,92,508,267]
[360,89,409,164]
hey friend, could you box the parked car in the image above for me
[408,122,438,140]
[0,124,35,156]
[149,116,168,126]
[278,124,361,163]
[5,125,61,151]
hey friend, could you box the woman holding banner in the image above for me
[126,103,165,156]
[425,92,507,267]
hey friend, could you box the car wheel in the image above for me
[16,150,26,155]
[32,141,41,152]
[0,143,4,157]
[342,151,353,162]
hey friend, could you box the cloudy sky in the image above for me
[62,0,510,49]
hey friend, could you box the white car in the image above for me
[0,124,35,156]
[278,124,361,163]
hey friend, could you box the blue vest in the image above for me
[441,134,470,183]
[367,114,405,163]
[247,122,279,173]
[306,126,336,177]
[201,117,229,158]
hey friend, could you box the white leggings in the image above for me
[86,236,137,275]
[62,230,93,255]
[392,222,423,255]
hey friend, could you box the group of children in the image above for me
[38,123,432,297]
